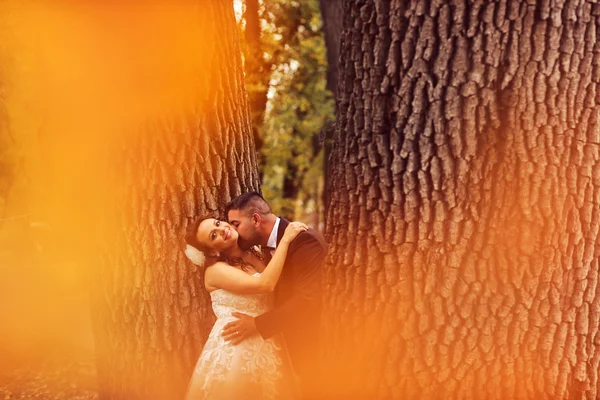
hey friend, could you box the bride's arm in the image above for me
[204,222,307,295]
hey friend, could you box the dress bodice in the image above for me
[209,273,274,319]
[186,274,298,399]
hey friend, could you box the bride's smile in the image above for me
[194,218,240,255]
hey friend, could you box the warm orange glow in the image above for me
[0,1,232,390]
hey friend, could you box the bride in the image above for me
[183,214,306,400]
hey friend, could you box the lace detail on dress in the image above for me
[185,274,297,400]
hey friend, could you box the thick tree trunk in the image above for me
[318,0,343,221]
[243,0,270,177]
[324,0,600,399]
[318,0,343,95]
[16,2,262,399]
[3,3,257,398]
[282,146,304,220]
[89,3,259,399]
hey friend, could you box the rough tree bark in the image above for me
[318,0,343,219]
[323,0,600,399]
[84,3,260,399]
[2,1,259,398]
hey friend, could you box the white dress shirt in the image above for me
[266,217,281,255]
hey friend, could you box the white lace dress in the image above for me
[185,273,298,400]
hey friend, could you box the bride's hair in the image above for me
[185,215,208,252]
[185,214,223,267]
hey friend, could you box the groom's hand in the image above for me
[222,312,258,345]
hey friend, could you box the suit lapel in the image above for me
[276,217,289,247]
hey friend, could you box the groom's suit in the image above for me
[255,217,328,397]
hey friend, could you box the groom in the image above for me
[222,192,327,398]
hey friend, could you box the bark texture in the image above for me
[319,0,343,220]
[89,3,260,399]
[323,0,600,398]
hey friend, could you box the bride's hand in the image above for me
[281,222,308,244]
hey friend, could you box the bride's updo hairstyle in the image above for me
[184,214,223,267]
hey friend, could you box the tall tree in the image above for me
[323,1,600,399]
[93,4,259,399]
[318,0,343,95]
[7,2,259,398]
[242,0,270,170]
[318,0,343,219]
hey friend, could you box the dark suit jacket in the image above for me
[254,217,328,379]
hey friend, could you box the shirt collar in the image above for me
[266,217,281,249]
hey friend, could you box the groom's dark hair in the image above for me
[226,192,272,216]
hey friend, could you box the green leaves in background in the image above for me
[241,0,334,226]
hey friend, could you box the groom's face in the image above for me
[228,209,261,249]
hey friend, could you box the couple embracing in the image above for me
[184,192,328,399]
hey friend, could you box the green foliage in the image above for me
[250,0,335,224]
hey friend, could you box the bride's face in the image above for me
[195,218,239,255]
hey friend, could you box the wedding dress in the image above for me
[185,273,298,400]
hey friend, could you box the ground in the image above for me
[0,358,98,400]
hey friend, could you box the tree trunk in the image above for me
[92,4,259,399]
[324,1,600,399]
[243,0,270,177]
[15,2,259,399]
[318,0,343,95]
[282,146,303,220]
[318,0,343,221]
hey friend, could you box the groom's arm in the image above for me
[254,232,326,339]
